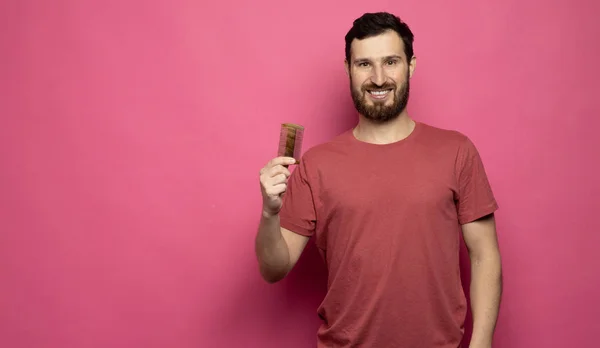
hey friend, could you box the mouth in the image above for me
[367,89,393,100]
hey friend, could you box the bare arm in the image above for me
[462,213,502,348]
[255,156,310,283]
[255,213,309,283]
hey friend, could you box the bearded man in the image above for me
[255,12,503,348]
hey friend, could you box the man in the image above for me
[255,12,502,348]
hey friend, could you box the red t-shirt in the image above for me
[279,121,499,348]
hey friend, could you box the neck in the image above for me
[353,112,415,145]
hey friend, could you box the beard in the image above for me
[350,73,410,124]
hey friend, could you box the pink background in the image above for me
[1,0,599,347]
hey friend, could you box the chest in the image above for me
[316,153,458,219]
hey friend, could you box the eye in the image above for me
[358,62,370,67]
[386,59,397,65]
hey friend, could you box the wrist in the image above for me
[469,337,492,348]
[262,209,279,219]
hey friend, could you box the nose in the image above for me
[371,65,386,86]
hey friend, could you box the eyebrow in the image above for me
[353,55,403,64]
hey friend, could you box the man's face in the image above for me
[345,30,415,123]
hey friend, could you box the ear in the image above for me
[344,59,350,77]
[408,56,416,78]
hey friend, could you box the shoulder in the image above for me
[416,122,486,163]
[417,121,473,148]
[298,130,353,166]
[415,122,486,168]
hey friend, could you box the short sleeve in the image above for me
[454,136,499,224]
[279,156,317,237]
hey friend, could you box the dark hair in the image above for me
[344,12,415,63]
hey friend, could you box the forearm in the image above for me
[469,250,502,347]
[255,211,290,282]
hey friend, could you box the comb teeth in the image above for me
[278,123,304,162]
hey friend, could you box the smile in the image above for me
[367,89,393,99]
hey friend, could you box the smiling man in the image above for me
[255,12,502,348]
[348,31,411,125]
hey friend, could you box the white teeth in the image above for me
[370,90,390,95]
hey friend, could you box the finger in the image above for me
[270,173,288,185]
[266,183,287,196]
[268,164,291,178]
[268,156,297,168]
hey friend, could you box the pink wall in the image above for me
[1,1,599,347]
